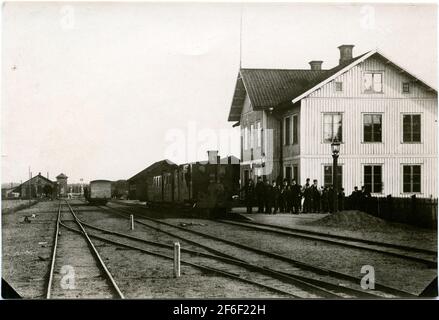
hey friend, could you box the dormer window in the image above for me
[363,72,383,93]
[402,82,410,93]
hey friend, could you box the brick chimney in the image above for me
[338,45,354,64]
[309,60,323,70]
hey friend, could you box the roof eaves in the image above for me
[374,50,437,92]
[291,50,375,104]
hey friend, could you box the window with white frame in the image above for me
[402,114,421,143]
[364,165,382,193]
[363,114,382,142]
[323,165,342,190]
[323,113,342,143]
[403,165,421,193]
[363,72,383,93]
[402,82,410,93]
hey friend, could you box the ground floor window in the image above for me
[323,165,342,190]
[364,165,382,193]
[403,165,421,193]
[285,166,292,181]
[293,165,299,182]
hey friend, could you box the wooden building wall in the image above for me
[299,55,437,196]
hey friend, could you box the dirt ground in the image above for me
[2,200,58,298]
[2,200,437,298]
[1,199,38,214]
[235,209,437,250]
[2,200,289,299]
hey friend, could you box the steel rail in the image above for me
[64,218,373,298]
[46,201,62,299]
[64,200,125,299]
[214,219,437,267]
[59,220,299,298]
[103,203,416,298]
[110,200,436,255]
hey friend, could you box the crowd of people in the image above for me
[240,177,372,214]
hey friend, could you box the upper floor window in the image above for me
[292,114,298,144]
[402,114,421,143]
[284,116,291,145]
[402,82,410,93]
[284,115,299,145]
[363,114,382,142]
[335,82,343,92]
[363,72,383,93]
[323,113,342,143]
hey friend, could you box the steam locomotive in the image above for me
[128,152,240,216]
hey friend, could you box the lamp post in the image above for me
[331,137,340,213]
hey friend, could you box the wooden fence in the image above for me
[345,195,438,229]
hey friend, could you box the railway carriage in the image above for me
[128,152,240,216]
[85,180,112,205]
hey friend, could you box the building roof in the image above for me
[228,49,437,121]
[12,173,55,192]
[56,173,68,179]
[128,159,178,181]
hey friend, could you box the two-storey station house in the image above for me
[228,45,437,197]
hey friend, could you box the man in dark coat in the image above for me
[240,180,255,214]
[360,186,371,212]
[255,177,265,213]
[311,179,321,213]
[302,178,312,213]
[272,181,281,214]
[321,186,329,213]
[350,186,360,210]
[327,185,335,213]
[279,179,288,213]
[264,180,273,214]
[338,188,345,211]
[284,184,293,213]
[291,179,301,214]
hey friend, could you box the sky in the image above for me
[1,2,437,183]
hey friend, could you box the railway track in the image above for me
[99,201,417,298]
[214,219,437,267]
[46,200,124,299]
[66,202,378,298]
[110,200,437,266]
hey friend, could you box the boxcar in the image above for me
[86,180,112,205]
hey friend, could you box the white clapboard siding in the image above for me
[298,54,437,197]
[299,156,437,198]
[308,56,436,99]
[301,98,437,156]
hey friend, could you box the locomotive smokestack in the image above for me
[207,150,219,164]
